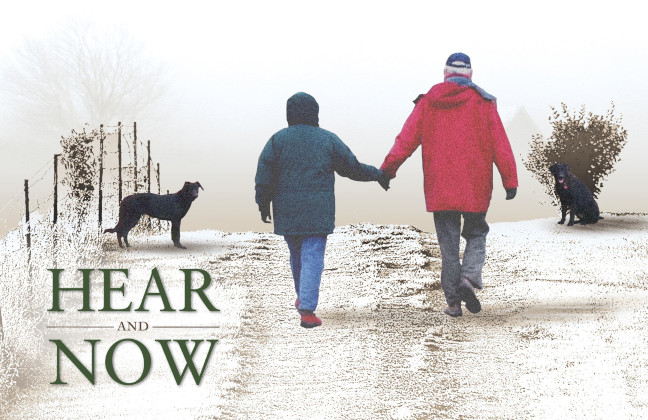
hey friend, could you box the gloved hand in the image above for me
[260,203,272,223]
[506,188,517,200]
[377,171,392,191]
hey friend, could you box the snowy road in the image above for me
[6,215,648,419]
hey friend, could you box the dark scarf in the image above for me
[445,76,496,102]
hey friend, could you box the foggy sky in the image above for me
[1,1,646,233]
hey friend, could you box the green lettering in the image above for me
[50,339,98,385]
[99,269,131,312]
[135,268,174,312]
[157,339,218,385]
[180,269,219,312]
[48,269,92,312]
[105,339,152,385]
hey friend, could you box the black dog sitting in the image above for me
[549,163,601,226]
[104,181,203,248]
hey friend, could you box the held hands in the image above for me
[377,171,393,191]
[505,188,517,200]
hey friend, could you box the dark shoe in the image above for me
[299,310,322,328]
[444,305,462,317]
[459,278,481,314]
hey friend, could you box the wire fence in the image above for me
[0,121,169,254]
[0,122,174,407]
[0,122,172,362]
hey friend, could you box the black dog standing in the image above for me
[104,181,203,248]
[549,163,601,226]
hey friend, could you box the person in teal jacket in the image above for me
[255,92,390,328]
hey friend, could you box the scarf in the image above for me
[445,76,496,102]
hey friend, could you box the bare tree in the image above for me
[1,20,166,136]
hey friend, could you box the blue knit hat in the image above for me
[446,52,471,69]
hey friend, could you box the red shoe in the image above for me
[299,311,322,328]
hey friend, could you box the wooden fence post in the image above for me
[133,122,138,193]
[24,179,31,248]
[98,125,104,227]
[52,152,59,267]
[53,154,60,224]
[118,121,122,204]
[147,140,151,193]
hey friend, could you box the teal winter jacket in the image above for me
[255,92,382,235]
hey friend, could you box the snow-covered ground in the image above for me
[3,214,648,419]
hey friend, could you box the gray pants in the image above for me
[433,211,489,306]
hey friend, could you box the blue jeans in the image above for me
[284,235,327,312]
[433,212,489,306]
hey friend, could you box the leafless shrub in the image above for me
[524,103,628,205]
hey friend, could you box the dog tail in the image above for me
[103,228,116,234]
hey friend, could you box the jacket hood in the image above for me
[429,83,478,109]
[287,92,319,127]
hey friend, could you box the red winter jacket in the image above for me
[381,81,518,213]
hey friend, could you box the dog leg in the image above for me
[171,220,186,249]
[567,210,575,226]
[558,204,567,224]
[117,233,124,248]
[123,232,131,248]
[120,215,141,248]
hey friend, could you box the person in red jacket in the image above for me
[381,52,518,317]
